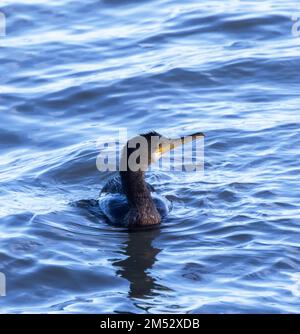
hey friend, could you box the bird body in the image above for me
[99,175,170,227]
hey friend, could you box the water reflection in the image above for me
[114,227,166,300]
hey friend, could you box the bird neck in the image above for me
[120,170,153,208]
[120,169,161,227]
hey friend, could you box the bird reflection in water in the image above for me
[113,227,169,300]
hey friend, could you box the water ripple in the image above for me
[1,0,300,313]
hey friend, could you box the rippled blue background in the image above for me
[0,0,300,313]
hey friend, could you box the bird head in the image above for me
[120,131,205,172]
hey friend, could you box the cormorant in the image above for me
[99,131,204,228]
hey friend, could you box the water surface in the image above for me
[0,0,300,313]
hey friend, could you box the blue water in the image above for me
[1,0,300,313]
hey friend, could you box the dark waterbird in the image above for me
[99,131,204,228]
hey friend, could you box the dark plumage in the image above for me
[99,131,204,228]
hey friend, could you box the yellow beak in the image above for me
[156,132,205,156]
